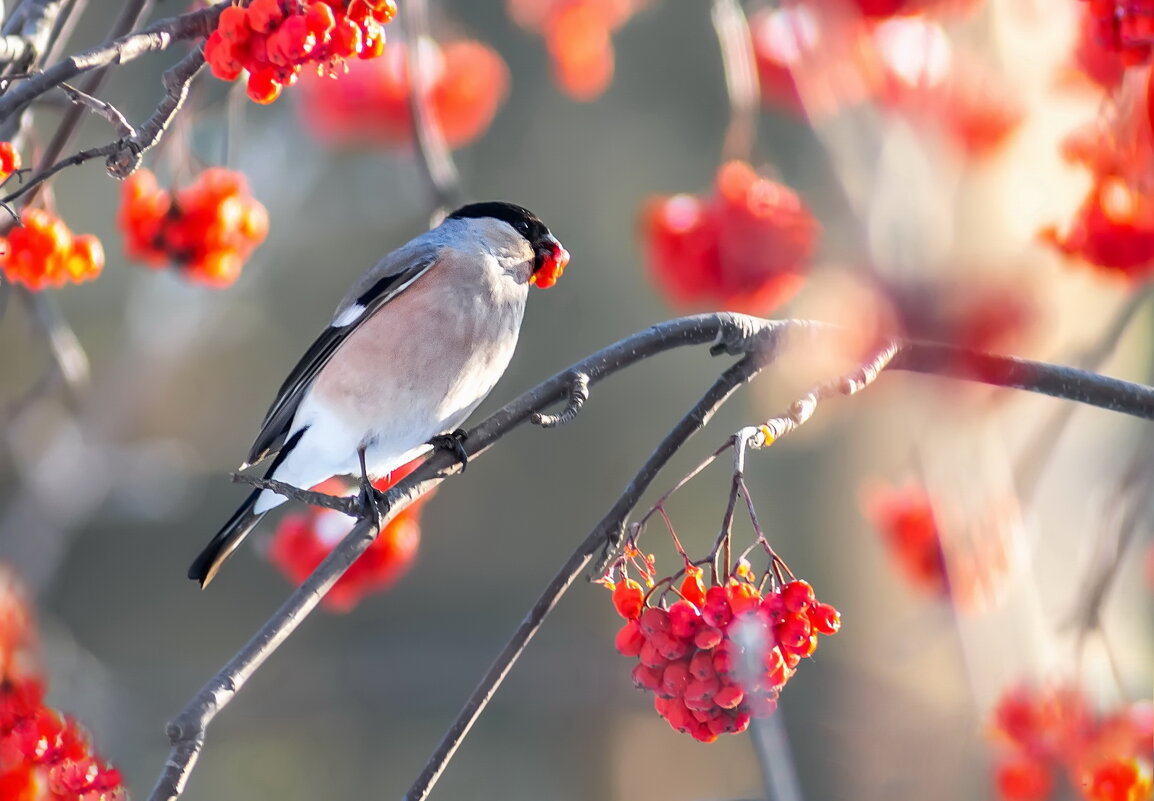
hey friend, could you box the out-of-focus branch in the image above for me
[147,312,1154,801]
[1,45,205,204]
[711,0,759,163]
[403,0,465,221]
[0,0,67,71]
[0,4,219,122]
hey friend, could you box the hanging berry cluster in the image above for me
[0,568,127,801]
[989,683,1152,801]
[609,562,840,743]
[0,142,20,183]
[642,160,818,315]
[0,209,104,291]
[205,0,398,104]
[118,168,269,288]
[267,458,430,611]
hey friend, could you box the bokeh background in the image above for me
[0,2,1151,800]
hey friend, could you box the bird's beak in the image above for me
[530,238,570,289]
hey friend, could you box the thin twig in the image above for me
[0,4,220,121]
[711,0,759,163]
[231,473,359,515]
[58,80,134,136]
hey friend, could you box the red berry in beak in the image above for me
[530,240,570,289]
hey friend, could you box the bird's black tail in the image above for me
[188,488,267,588]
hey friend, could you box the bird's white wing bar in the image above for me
[243,247,441,468]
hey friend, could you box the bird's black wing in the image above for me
[244,247,440,467]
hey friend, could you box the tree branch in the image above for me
[0,4,219,122]
[145,313,1154,801]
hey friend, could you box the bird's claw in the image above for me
[428,428,470,471]
[356,476,388,525]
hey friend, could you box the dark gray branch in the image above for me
[0,4,219,122]
[145,313,1154,801]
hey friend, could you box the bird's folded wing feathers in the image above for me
[243,241,442,467]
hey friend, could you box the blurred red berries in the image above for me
[1081,0,1154,67]
[0,142,20,183]
[0,568,127,801]
[204,0,397,104]
[642,160,818,314]
[267,459,430,612]
[0,209,103,291]
[989,684,1153,801]
[1043,69,1154,280]
[609,565,839,743]
[118,167,269,288]
[506,0,640,100]
[298,38,509,149]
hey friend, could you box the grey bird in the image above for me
[189,201,569,587]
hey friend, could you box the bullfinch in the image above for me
[188,201,569,587]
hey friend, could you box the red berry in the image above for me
[667,599,701,639]
[660,660,690,698]
[638,606,670,637]
[246,0,285,34]
[807,602,841,635]
[246,69,283,104]
[781,580,815,613]
[614,620,645,657]
[680,568,707,608]
[694,625,723,650]
[630,663,662,691]
[611,578,644,620]
[0,141,21,177]
[713,684,744,710]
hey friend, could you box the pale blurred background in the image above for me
[0,2,1150,800]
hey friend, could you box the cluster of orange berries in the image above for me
[0,209,104,291]
[0,142,20,183]
[298,39,509,150]
[268,459,429,612]
[610,566,840,743]
[990,683,1152,801]
[205,0,397,104]
[118,168,268,288]
[642,161,818,315]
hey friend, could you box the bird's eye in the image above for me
[516,221,530,233]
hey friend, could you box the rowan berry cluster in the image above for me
[118,168,269,288]
[298,39,509,149]
[642,161,818,314]
[205,0,397,104]
[611,566,840,743]
[0,142,20,183]
[990,683,1152,801]
[0,209,104,291]
[1040,67,1154,279]
[268,459,430,611]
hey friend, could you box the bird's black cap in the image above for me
[448,201,557,266]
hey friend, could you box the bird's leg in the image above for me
[356,445,387,524]
[428,428,470,472]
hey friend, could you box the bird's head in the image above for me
[447,201,569,289]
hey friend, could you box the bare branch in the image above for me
[0,4,220,122]
[231,473,358,515]
[58,80,134,137]
[145,313,1154,801]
